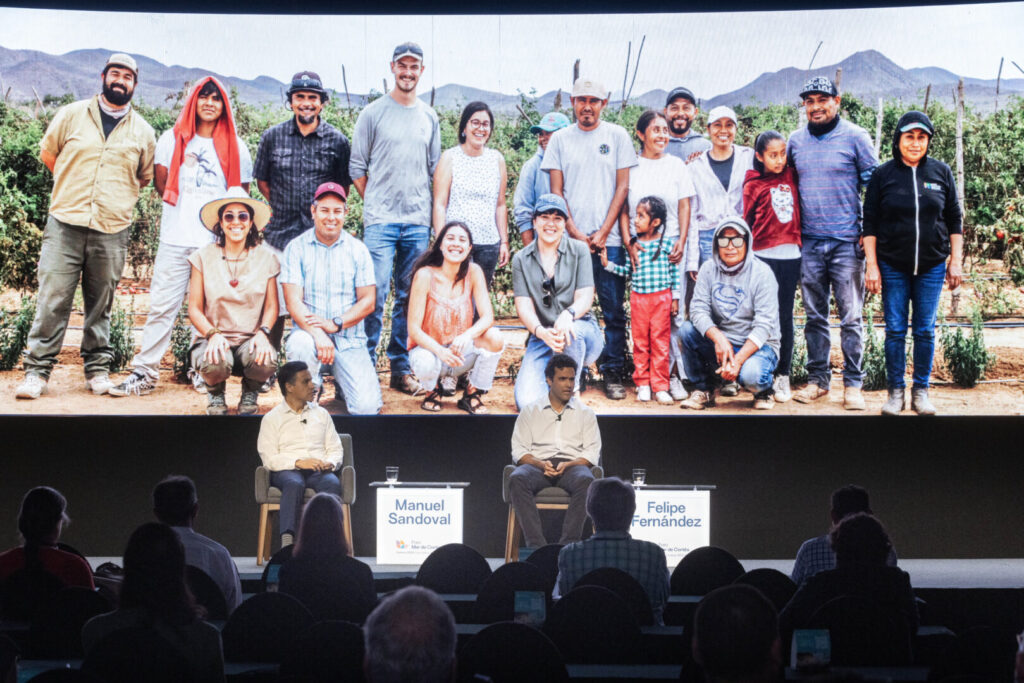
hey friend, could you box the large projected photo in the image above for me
[0,4,1022,416]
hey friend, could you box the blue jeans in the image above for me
[800,237,864,389]
[362,223,431,376]
[286,329,383,415]
[698,230,715,267]
[880,260,946,389]
[591,247,626,375]
[270,470,341,536]
[471,243,501,289]
[679,321,777,394]
[514,316,604,410]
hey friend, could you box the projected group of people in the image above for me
[14,42,964,416]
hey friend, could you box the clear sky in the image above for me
[1,3,1021,99]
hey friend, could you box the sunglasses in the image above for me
[542,276,555,308]
[717,236,745,248]
[222,212,251,223]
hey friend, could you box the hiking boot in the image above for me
[85,373,114,395]
[15,373,47,400]
[753,390,775,410]
[881,388,905,416]
[206,392,228,416]
[238,391,259,415]
[258,372,277,394]
[680,389,715,410]
[390,373,423,396]
[793,383,829,403]
[637,385,651,402]
[911,387,937,415]
[669,375,689,401]
[772,375,792,403]
[604,372,626,400]
[720,381,740,397]
[655,390,674,405]
[843,386,866,411]
[108,371,156,397]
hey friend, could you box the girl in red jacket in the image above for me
[742,130,802,402]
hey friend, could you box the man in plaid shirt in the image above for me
[556,477,670,624]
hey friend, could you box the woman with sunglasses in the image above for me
[188,187,280,415]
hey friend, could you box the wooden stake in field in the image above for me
[996,57,1004,111]
[620,36,646,112]
[31,86,45,117]
[834,67,843,94]
[874,97,884,158]
[923,83,931,112]
[341,65,351,109]
[553,89,562,111]
[954,76,966,310]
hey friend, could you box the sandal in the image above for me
[421,391,442,412]
[457,388,489,415]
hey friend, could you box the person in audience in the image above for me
[257,360,344,548]
[82,522,224,683]
[692,584,782,683]
[555,477,670,623]
[0,486,93,588]
[431,101,509,286]
[509,353,601,550]
[188,187,279,415]
[779,513,918,646]
[513,111,571,246]
[364,585,456,683]
[407,221,505,414]
[278,492,376,623]
[152,475,242,613]
[863,110,963,416]
[678,217,780,410]
[791,484,898,586]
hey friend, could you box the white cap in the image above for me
[572,78,607,100]
[706,105,738,126]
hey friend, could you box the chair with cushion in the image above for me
[502,464,603,562]
[458,621,569,683]
[670,546,744,596]
[255,432,356,564]
[26,586,112,658]
[279,620,365,683]
[574,566,655,626]
[543,585,644,664]
[807,594,914,666]
[732,567,797,612]
[415,543,493,595]
[522,543,564,594]
[81,627,193,683]
[221,591,314,664]
[185,565,229,621]
[474,561,550,624]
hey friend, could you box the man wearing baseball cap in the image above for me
[350,42,441,397]
[280,182,381,414]
[541,77,637,400]
[16,52,156,401]
[513,112,571,245]
[787,76,878,410]
[664,87,711,162]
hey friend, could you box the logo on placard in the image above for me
[598,144,610,155]
[395,540,407,549]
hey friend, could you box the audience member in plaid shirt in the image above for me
[601,196,679,405]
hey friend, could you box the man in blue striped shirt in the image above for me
[281,182,382,414]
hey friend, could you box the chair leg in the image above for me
[257,504,270,566]
[505,506,518,563]
[342,503,354,556]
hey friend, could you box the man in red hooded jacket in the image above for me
[110,76,253,398]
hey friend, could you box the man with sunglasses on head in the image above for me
[511,194,603,410]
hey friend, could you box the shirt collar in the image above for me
[303,228,348,248]
[289,116,325,137]
[528,234,569,267]
[591,530,631,540]
[542,395,578,413]
[281,400,315,416]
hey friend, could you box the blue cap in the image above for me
[534,193,568,217]
[530,112,571,134]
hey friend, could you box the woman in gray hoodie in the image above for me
[678,217,781,410]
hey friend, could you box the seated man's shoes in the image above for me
[911,387,937,415]
[603,372,626,400]
[206,392,229,416]
[753,390,775,410]
[238,391,260,415]
[15,373,47,400]
[881,388,905,416]
[680,389,715,410]
[390,372,423,396]
[793,383,829,404]
[720,381,740,397]
[85,373,114,395]
[843,386,866,411]
[108,371,156,397]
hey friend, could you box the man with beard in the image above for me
[664,87,711,163]
[349,42,441,397]
[253,71,351,349]
[16,53,155,400]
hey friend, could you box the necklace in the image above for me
[223,250,248,287]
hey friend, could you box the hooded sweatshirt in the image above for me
[690,217,781,357]
[862,110,962,275]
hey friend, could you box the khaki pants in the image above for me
[190,337,276,394]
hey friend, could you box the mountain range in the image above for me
[2,45,1022,115]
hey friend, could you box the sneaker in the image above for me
[188,368,208,395]
[753,390,775,410]
[911,387,937,415]
[438,375,458,397]
[772,375,792,403]
[238,391,259,415]
[108,371,156,397]
[655,390,674,405]
[720,381,740,397]
[15,373,47,400]
[258,372,277,394]
[206,392,228,416]
[680,389,714,410]
[637,385,651,402]
[85,373,114,395]
[669,376,689,401]
[579,367,592,393]
[881,387,905,416]
[843,386,866,411]
[604,372,626,400]
[793,383,829,403]
[390,373,423,396]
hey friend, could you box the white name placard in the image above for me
[630,489,711,567]
[376,487,464,565]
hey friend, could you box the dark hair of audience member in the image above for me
[457,101,494,144]
[17,486,70,572]
[829,512,892,567]
[830,484,872,520]
[586,477,636,532]
[277,360,309,396]
[119,522,203,626]
[293,493,351,559]
[410,221,474,285]
[152,476,198,527]
[364,585,456,683]
[752,130,786,175]
[693,584,780,683]
[544,353,578,380]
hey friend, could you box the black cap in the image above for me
[287,71,328,100]
[800,76,838,99]
[666,87,697,107]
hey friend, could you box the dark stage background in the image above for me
[1,414,1021,560]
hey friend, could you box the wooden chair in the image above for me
[255,433,355,564]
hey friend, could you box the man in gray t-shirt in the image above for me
[541,77,636,399]
[349,42,441,395]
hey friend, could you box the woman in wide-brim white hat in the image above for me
[188,187,280,416]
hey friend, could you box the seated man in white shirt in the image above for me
[509,354,601,550]
[257,360,343,547]
[152,475,242,613]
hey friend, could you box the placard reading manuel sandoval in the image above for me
[375,487,465,565]
[630,489,712,568]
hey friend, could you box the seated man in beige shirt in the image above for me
[257,360,342,547]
